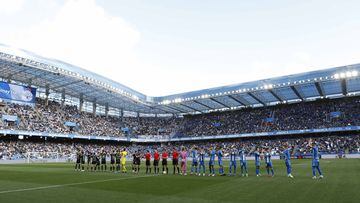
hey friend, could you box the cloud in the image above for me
[0,0,24,14]
[3,0,141,88]
[2,0,359,96]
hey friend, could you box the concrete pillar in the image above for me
[105,103,109,117]
[120,108,124,121]
[45,85,50,107]
[92,100,97,117]
[79,94,83,112]
[61,88,65,107]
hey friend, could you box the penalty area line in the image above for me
[0,175,157,195]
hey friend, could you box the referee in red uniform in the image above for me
[153,150,160,174]
[172,148,180,175]
[162,150,169,174]
[145,150,151,174]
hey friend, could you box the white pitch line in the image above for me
[0,175,156,195]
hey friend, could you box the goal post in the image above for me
[25,151,62,164]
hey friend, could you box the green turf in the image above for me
[0,159,359,203]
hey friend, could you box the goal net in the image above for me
[25,152,72,163]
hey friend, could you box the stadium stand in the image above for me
[0,99,182,137]
[1,134,359,161]
[0,97,359,137]
[179,97,360,137]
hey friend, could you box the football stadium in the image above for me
[1,1,360,203]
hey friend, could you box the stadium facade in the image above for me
[0,43,359,142]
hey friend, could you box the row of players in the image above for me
[75,142,324,179]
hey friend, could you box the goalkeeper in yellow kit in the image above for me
[121,148,128,173]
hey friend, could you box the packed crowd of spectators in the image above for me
[0,97,359,137]
[0,99,181,137]
[1,134,359,161]
[122,116,182,136]
[0,100,124,136]
[179,97,360,136]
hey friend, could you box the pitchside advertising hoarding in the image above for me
[0,81,36,104]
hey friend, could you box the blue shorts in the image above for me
[218,160,223,166]
[285,160,291,167]
[209,161,215,166]
[240,161,247,167]
[255,162,260,167]
[266,162,273,168]
[192,161,198,166]
[199,161,205,166]
[312,160,319,167]
[230,161,236,166]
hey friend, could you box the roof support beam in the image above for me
[95,94,116,103]
[248,92,266,106]
[268,89,283,102]
[227,95,247,106]
[150,106,174,114]
[72,86,105,97]
[341,79,347,95]
[80,87,101,96]
[159,105,186,113]
[315,82,325,97]
[209,98,231,108]
[237,95,253,106]
[27,70,53,81]
[193,100,214,110]
[179,103,202,113]
[51,79,83,90]
[6,66,28,78]
[290,85,304,101]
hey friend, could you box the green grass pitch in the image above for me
[0,159,359,203]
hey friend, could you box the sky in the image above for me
[0,0,360,96]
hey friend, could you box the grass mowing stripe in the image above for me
[0,174,157,194]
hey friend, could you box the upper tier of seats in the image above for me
[0,97,359,137]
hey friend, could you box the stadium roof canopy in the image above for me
[0,43,359,115]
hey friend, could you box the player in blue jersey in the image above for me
[190,146,199,175]
[254,148,261,177]
[239,148,248,177]
[228,147,237,176]
[264,148,274,177]
[217,147,225,176]
[208,147,216,176]
[198,148,206,176]
[310,140,324,179]
[283,144,294,178]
